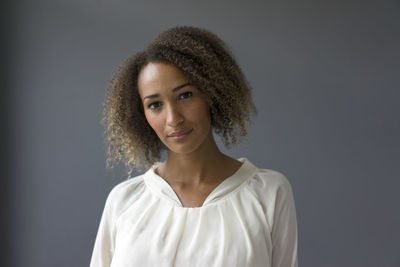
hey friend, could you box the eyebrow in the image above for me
[143,83,191,100]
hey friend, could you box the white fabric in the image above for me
[90,158,298,267]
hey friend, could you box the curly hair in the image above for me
[102,26,257,174]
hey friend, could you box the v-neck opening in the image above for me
[143,157,258,208]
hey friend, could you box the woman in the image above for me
[90,26,298,267]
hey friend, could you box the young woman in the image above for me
[90,26,298,267]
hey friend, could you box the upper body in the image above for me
[95,26,299,267]
[90,158,298,267]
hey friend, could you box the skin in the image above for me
[138,62,243,207]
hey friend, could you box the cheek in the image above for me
[144,112,164,135]
[190,101,211,124]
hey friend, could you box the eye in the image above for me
[179,91,193,100]
[148,101,162,110]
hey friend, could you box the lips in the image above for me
[167,128,193,138]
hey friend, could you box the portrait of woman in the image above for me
[90,26,298,267]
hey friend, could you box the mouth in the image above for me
[167,128,193,140]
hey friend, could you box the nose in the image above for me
[166,103,184,127]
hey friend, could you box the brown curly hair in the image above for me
[102,26,257,174]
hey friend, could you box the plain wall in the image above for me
[4,0,400,266]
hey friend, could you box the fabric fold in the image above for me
[144,157,259,207]
[90,158,298,267]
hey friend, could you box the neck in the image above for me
[158,130,238,185]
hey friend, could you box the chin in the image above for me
[166,143,200,155]
[163,137,204,155]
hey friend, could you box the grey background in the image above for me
[2,0,399,266]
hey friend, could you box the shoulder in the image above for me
[103,174,146,220]
[246,167,297,230]
[250,168,294,195]
[246,167,296,212]
[240,158,294,199]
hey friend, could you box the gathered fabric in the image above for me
[90,158,298,267]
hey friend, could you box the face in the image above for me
[138,62,212,155]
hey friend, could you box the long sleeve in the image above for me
[271,178,298,267]
[89,177,146,267]
[90,192,116,267]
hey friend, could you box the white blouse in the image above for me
[90,158,298,267]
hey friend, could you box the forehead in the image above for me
[138,62,188,93]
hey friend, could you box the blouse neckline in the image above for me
[143,157,258,209]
